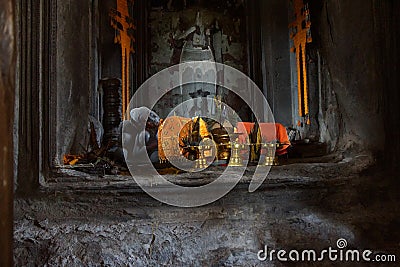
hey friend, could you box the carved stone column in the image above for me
[101,78,122,144]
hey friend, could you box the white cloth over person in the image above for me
[122,107,160,165]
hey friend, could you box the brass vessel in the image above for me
[261,143,279,166]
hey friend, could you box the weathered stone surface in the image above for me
[14,158,400,266]
[56,0,92,161]
[0,0,15,266]
[312,0,386,155]
[260,0,293,127]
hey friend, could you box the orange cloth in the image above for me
[236,122,290,155]
[259,123,277,142]
[158,116,191,161]
[276,123,290,154]
[260,123,290,155]
[236,122,254,144]
[158,116,212,161]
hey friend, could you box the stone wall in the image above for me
[375,0,400,171]
[0,0,15,265]
[13,163,400,265]
[100,0,122,79]
[149,0,247,74]
[259,0,293,128]
[148,0,248,119]
[310,0,388,156]
[56,0,92,161]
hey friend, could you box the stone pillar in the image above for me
[0,0,15,266]
[101,78,122,144]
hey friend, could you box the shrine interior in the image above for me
[1,0,399,265]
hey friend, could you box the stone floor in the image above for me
[14,155,400,266]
